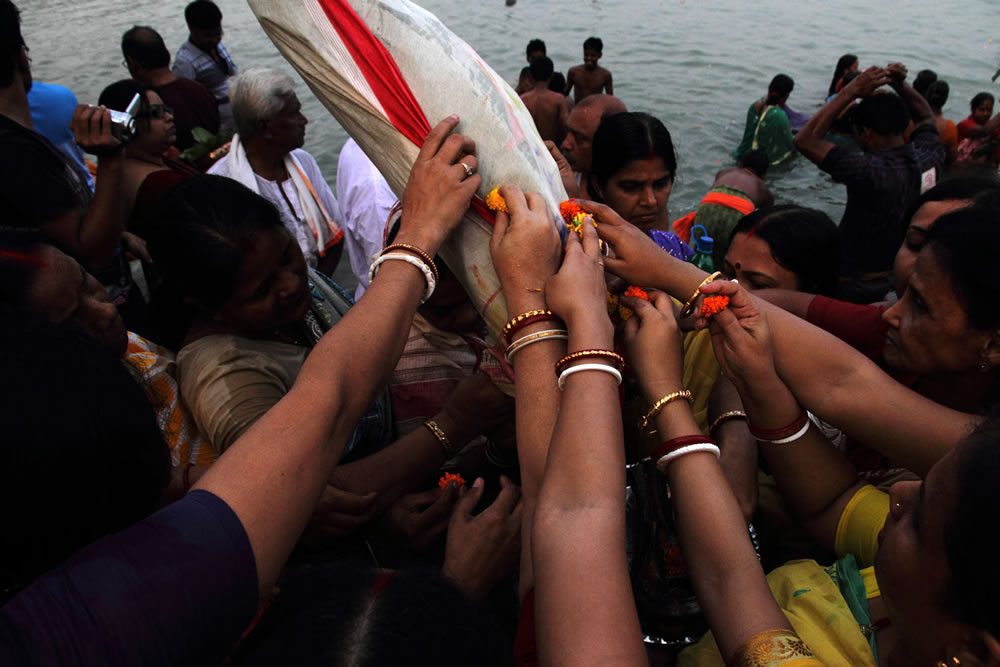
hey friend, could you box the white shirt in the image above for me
[209,148,341,267]
[335,139,398,300]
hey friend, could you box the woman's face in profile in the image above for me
[596,157,672,233]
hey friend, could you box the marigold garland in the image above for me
[624,286,650,301]
[438,471,467,490]
[701,295,730,317]
[485,186,508,213]
[560,200,595,238]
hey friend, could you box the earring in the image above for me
[979,361,990,373]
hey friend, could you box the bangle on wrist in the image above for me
[423,418,455,457]
[639,389,694,434]
[557,362,622,390]
[369,253,436,302]
[503,309,561,343]
[709,410,748,435]
[505,328,568,362]
[748,410,810,444]
[655,440,721,473]
[380,243,439,282]
[651,434,715,463]
[679,271,722,318]
[555,349,624,375]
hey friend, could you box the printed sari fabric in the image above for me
[734,100,796,166]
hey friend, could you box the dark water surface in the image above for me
[21,0,998,227]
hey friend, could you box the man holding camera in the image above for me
[0,0,138,317]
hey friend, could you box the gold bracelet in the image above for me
[709,410,748,434]
[555,349,625,375]
[639,389,694,433]
[502,309,554,339]
[422,418,455,457]
[505,328,568,363]
[381,243,439,282]
[679,271,722,318]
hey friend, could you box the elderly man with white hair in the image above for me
[209,68,344,276]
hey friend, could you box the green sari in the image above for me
[734,99,796,166]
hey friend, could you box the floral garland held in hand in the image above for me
[700,295,730,318]
[438,472,467,490]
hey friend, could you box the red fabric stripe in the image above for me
[316,0,495,226]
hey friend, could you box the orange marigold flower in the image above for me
[701,295,730,317]
[624,286,650,301]
[559,200,583,224]
[438,471,467,490]
[485,186,508,213]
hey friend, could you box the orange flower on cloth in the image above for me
[438,471,467,490]
[701,295,730,318]
[485,186,508,213]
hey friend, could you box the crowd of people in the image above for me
[4,0,1000,665]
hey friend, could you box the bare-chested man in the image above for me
[564,36,612,104]
[553,93,626,198]
[514,38,547,95]
[520,56,568,144]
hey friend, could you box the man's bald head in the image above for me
[122,25,171,73]
[560,94,626,172]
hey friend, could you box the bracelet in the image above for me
[555,349,625,375]
[505,328,568,362]
[381,243,439,282]
[557,362,623,390]
[655,443,721,473]
[423,418,455,457]
[679,271,723,318]
[747,410,808,441]
[369,253,436,302]
[709,410,748,434]
[503,309,557,342]
[504,313,562,344]
[639,389,694,433]
[650,434,715,463]
[756,419,811,445]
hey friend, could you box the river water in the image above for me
[20,0,999,231]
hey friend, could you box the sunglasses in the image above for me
[140,104,174,120]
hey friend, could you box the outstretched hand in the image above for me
[489,185,562,311]
[621,291,685,402]
[398,115,481,255]
[577,200,669,287]
[698,280,777,391]
[545,212,610,330]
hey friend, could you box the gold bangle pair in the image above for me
[639,389,694,433]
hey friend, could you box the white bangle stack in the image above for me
[557,362,623,390]
[368,252,437,303]
[504,329,569,363]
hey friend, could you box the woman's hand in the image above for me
[305,483,379,539]
[545,213,610,332]
[377,483,461,552]
[621,292,685,402]
[699,280,778,392]
[397,115,481,255]
[578,200,668,288]
[442,476,522,599]
[489,186,562,314]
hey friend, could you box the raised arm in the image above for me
[193,116,480,595]
[588,199,977,476]
[887,63,934,127]
[489,186,563,601]
[794,67,890,165]
[531,219,646,666]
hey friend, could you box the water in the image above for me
[20,0,1000,224]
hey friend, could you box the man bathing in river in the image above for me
[520,56,568,144]
[565,36,612,104]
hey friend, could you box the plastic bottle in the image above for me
[689,224,715,273]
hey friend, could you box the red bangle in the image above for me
[505,313,562,343]
[555,349,625,375]
[747,410,808,441]
[651,435,716,462]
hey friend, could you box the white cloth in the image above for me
[209,138,343,266]
[336,139,398,300]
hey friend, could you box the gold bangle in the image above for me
[381,243,439,282]
[423,418,455,457]
[502,309,554,339]
[709,410,748,434]
[639,389,694,433]
[555,349,625,375]
[679,271,722,318]
[505,328,568,362]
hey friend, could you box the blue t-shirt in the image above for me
[0,490,258,666]
[27,81,93,191]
